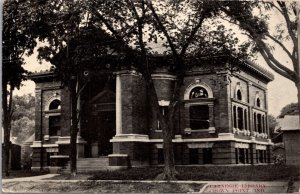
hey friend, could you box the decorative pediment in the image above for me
[89,89,115,104]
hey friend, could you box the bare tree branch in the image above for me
[265,33,296,66]
[256,38,297,81]
[265,2,283,15]
[147,1,180,61]
[259,46,295,81]
[277,1,297,47]
[180,11,206,57]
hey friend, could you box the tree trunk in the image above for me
[145,77,177,180]
[297,82,300,123]
[297,4,300,124]
[2,81,14,177]
[70,77,78,176]
[2,81,10,177]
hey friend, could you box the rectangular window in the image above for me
[237,107,244,130]
[49,116,61,136]
[244,110,248,130]
[190,105,209,130]
[189,148,199,164]
[233,106,237,128]
[246,149,249,164]
[259,150,264,163]
[203,148,212,164]
[239,148,245,164]
[257,114,262,133]
[157,148,164,164]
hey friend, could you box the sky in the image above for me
[13,2,298,117]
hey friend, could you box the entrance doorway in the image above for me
[96,111,115,156]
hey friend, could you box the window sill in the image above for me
[184,127,215,134]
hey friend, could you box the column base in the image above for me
[108,154,130,167]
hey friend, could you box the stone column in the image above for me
[242,108,245,130]
[235,106,239,130]
[115,73,122,136]
[245,109,248,130]
[35,89,42,141]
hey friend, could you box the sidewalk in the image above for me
[2,174,60,182]
[2,174,298,193]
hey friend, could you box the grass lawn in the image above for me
[3,181,204,193]
[85,165,300,181]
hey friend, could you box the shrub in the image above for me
[89,165,300,181]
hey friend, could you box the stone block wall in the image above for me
[213,142,236,164]
[112,142,150,166]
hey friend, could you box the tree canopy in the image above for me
[14,0,273,179]
[278,102,299,118]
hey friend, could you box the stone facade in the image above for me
[30,60,274,171]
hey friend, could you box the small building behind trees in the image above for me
[276,115,300,166]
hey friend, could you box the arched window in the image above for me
[49,99,61,110]
[256,98,261,108]
[237,90,242,101]
[189,87,208,99]
[48,99,61,136]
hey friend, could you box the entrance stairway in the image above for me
[60,157,110,173]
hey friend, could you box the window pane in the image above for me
[189,148,199,164]
[257,98,261,107]
[237,107,243,130]
[257,114,262,133]
[158,149,164,164]
[239,148,245,164]
[233,106,237,128]
[190,87,208,99]
[49,116,61,136]
[49,100,61,110]
[190,105,209,129]
[203,148,212,164]
[237,90,242,100]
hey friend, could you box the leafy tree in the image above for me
[278,102,299,118]
[11,94,35,145]
[28,0,131,175]
[85,0,253,179]
[29,0,254,179]
[3,0,37,176]
[268,114,279,141]
[219,2,300,119]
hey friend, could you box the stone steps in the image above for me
[60,157,110,173]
